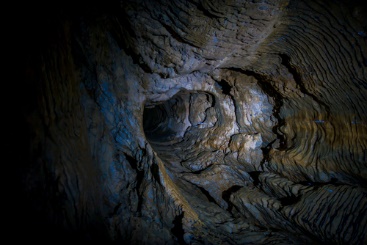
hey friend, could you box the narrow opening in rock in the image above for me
[143,105,167,133]
[143,91,218,167]
[143,91,190,144]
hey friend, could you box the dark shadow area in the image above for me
[143,91,189,144]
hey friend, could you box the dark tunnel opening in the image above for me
[143,91,218,165]
[143,105,168,134]
[143,92,190,144]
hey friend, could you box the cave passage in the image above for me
[16,0,367,243]
[143,104,170,141]
[143,90,218,166]
[143,91,190,144]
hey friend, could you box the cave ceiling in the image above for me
[10,0,367,244]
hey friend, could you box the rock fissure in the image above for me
[222,185,242,212]
[124,153,145,216]
[171,212,186,245]
[279,53,331,116]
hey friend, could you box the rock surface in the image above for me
[9,0,367,244]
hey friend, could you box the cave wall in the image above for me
[11,0,367,244]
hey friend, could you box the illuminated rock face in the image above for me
[13,0,367,244]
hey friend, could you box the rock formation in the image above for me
[10,0,367,244]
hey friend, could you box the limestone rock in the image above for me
[11,0,367,244]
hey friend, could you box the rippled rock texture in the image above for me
[12,0,367,244]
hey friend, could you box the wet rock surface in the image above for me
[10,0,367,244]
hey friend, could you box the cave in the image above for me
[9,0,367,244]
